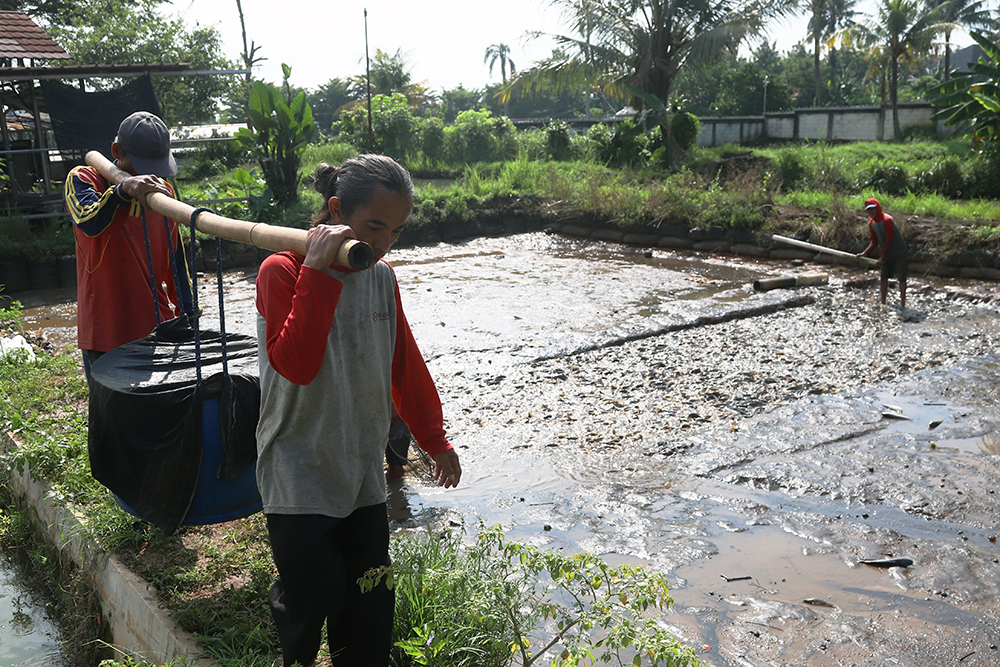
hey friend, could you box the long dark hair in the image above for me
[310,154,413,226]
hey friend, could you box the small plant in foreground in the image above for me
[0,294,23,334]
[361,522,700,667]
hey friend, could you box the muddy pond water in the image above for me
[13,231,1000,667]
[0,554,66,666]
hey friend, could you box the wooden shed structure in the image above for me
[0,10,211,222]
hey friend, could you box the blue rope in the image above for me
[139,207,162,325]
[213,229,229,380]
[161,212,184,319]
[188,208,213,390]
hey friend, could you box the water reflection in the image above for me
[0,555,65,667]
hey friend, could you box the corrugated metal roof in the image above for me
[0,11,71,61]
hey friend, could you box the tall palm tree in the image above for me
[824,0,858,102]
[484,43,517,83]
[368,48,412,95]
[840,0,955,139]
[507,0,797,113]
[485,43,517,116]
[808,0,827,105]
[807,0,857,106]
[925,0,993,80]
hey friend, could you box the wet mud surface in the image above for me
[14,231,1000,667]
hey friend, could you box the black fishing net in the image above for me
[40,74,161,167]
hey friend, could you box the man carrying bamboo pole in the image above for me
[65,111,193,382]
[857,197,908,310]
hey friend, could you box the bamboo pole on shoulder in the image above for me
[85,150,374,271]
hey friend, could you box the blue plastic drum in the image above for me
[113,397,262,525]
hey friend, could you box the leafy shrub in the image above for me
[774,151,805,191]
[491,115,519,161]
[361,523,701,667]
[515,127,549,161]
[546,119,574,160]
[584,122,613,161]
[0,297,23,332]
[596,119,649,168]
[671,112,701,151]
[333,93,416,159]
[419,116,447,163]
[182,133,252,180]
[962,146,1000,199]
[913,158,964,198]
[445,109,516,164]
[855,160,908,195]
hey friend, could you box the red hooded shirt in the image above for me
[861,198,906,261]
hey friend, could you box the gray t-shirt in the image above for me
[255,261,398,517]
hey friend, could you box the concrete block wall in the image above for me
[698,103,942,146]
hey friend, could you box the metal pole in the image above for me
[364,8,374,153]
[29,81,52,196]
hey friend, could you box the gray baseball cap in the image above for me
[116,111,177,177]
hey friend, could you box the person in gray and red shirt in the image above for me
[255,155,461,667]
[857,197,908,310]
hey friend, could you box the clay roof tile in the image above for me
[0,11,71,61]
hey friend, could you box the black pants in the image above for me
[385,420,411,467]
[266,505,394,667]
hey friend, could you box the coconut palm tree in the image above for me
[839,0,955,139]
[485,42,517,115]
[506,0,797,114]
[925,0,994,80]
[484,43,517,83]
[808,0,827,105]
[807,0,857,106]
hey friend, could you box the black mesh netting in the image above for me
[88,316,260,535]
[40,75,161,165]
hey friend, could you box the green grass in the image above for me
[9,137,1000,267]
[776,188,1000,222]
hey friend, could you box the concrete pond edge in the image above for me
[2,430,218,667]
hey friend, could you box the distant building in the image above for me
[943,43,989,77]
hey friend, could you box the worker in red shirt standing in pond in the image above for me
[857,197,908,310]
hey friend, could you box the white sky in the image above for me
[170,0,977,93]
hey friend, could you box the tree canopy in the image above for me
[506,0,799,111]
[38,0,238,125]
[838,0,955,138]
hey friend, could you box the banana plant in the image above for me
[234,64,319,205]
[932,31,1000,145]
